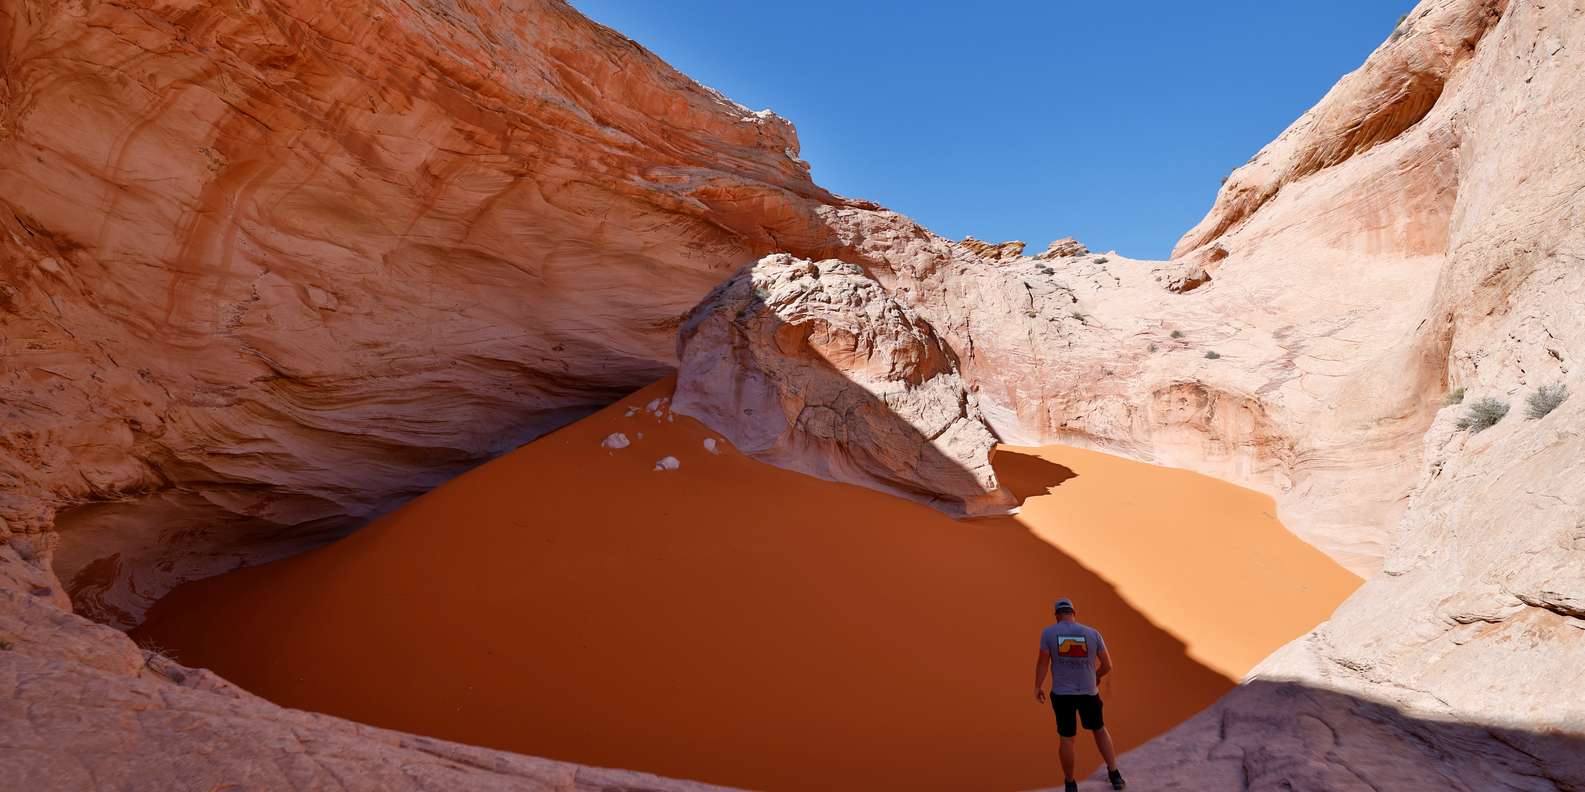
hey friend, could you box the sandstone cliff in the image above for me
[674,253,1013,516]
[0,0,850,624]
[0,543,724,791]
[2,0,1582,788]
[1090,0,1585,786]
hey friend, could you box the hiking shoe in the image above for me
[1108,768,1126,789]
[1064,781,1079,792]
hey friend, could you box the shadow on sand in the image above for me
[992,449,1078,503]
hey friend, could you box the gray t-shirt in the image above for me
[1039,621,1106,695]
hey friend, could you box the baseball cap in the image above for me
[1054,598,1075,613]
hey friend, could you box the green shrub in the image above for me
[1455,397,1509,433]
[1525,383,1568,420]
[1071,310,1086,321]
[1444,387,1466,406]
[1204,350,1221,360]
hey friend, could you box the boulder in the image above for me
[957,236,1027,261]
[1033,237,1090,259]
[673,254,1014,517]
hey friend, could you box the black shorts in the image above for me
[1050,694,1104,737]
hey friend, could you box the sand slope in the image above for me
[133,379,1358,791]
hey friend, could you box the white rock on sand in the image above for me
[600,433,630,450]
[653,456,681,472]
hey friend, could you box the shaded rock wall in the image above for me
[673,253,1013,516]
[0,0,853,619]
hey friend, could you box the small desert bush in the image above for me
[1093,256,1110,265]
[1444,387,1466,406]
[1390,13,1411,42]
[1024,309,1038,318]
[1170,330,1184,339]
[1455,397,1509,433]
[0,638,13,651]
[1525,383,1568,420]
[1071,310,1086,321]
[1204,350,1221,360]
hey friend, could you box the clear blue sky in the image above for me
[568,1,1416,259]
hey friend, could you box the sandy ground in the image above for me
[133,379,1359,791]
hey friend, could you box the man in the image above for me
[1035,597,1124,791]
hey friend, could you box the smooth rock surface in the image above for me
[0,543,726,792]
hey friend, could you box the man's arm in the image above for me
[1034,648,1051,702]
[1095,647,1113,684]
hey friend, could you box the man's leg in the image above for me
[1059,735,1076,781]
[1092,726,1118,771]
[1052,695,1080,784]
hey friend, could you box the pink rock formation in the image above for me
[1082,0,1585,785]
[2,0,1582,786]
[0,0,851,622]
[1173,0,1507,260]
[956,235,1027,261]
[673,254,1013,516]
[1033,237,1089,260]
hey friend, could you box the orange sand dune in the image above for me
[133,379,1359,791]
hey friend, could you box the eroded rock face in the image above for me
[2,0,1583,787]
[956,236,1027,261]
[1091,0,1585,785]
[1173,0,1508,260]
[1033,237,1089,260]
[0,0,852,620]
[673,254,1013,516]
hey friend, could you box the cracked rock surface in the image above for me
[673,254,1013,516]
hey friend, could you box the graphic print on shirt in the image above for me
[1056,635,1089,658]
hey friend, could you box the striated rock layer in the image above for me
[0,0,1582,787]
[0,0,855,622]
[1084,0,1585,786]
[673,254,1013,516]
